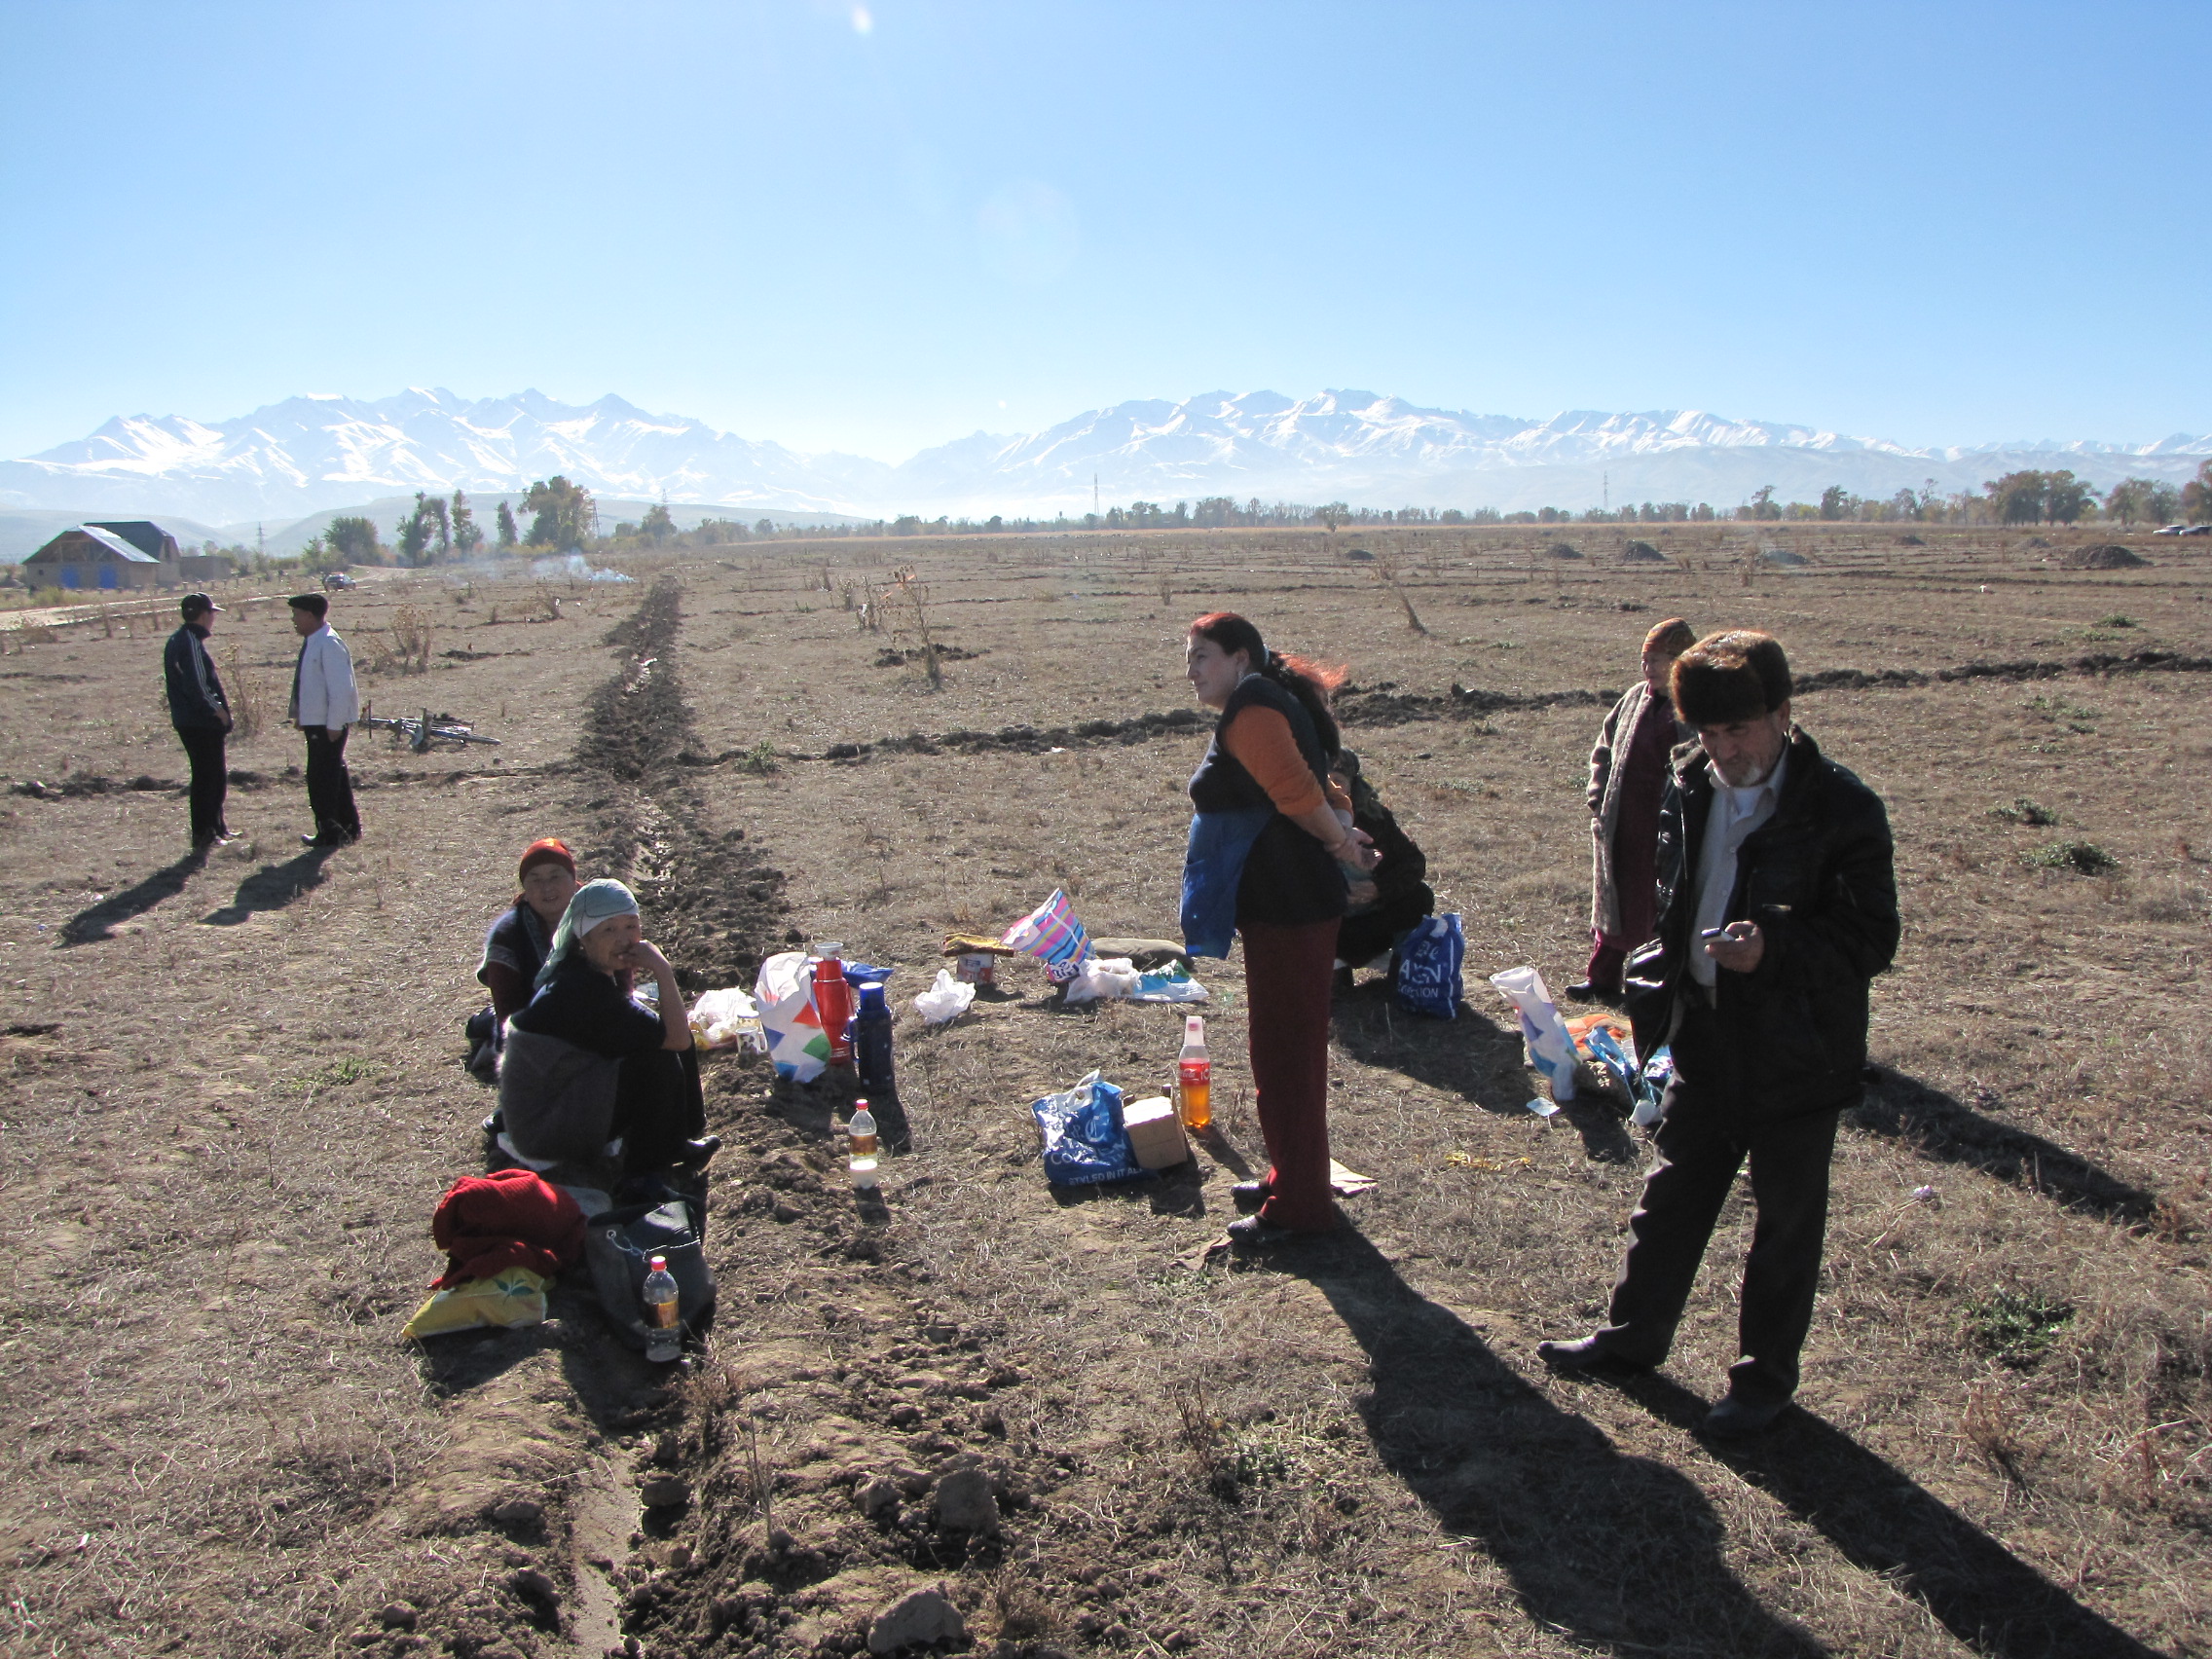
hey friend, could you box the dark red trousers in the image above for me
[1241,917,1341,1232]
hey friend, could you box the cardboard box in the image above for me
[1122,1095,1189,1169]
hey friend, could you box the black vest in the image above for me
[1188,675,1346,928]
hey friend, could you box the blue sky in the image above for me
[1,0,2204,461]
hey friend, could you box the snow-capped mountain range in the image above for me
[3,387,2205,528]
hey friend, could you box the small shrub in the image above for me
[1990,797,2057,827]
[222,642,273,739]
[1967,1290,2074,1367]
[2025,840,2120,875]
[735,741,779,775]
[2098,614,2138,629]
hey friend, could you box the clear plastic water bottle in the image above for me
[1177,1014,1212,1132]
[642,1254,681,1363]
[847,1100,880,1190]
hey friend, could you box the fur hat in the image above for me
[1642,616,1696,657]
[1671,630,1791,726]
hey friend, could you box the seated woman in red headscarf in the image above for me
[467,838,581,1087]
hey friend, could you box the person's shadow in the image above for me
[1331,983,1641,1164]
[1853,1067,2158,1225]
[1283,1229,1828,1656]
[58,851,205,944]
[1624,1374,2165,1659]
[202,847,333,926]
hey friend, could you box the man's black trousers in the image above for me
[304,727,361,842]
[175,726,229,844]
[1595,1001,1842,1407]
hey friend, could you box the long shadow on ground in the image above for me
[1853,1067,2160,1226]
[1618,1373,2166,1659]
[58,850,205,944]
[1331,983,1640,1164]
[201,847,332,926]
[1285,1230,1827,1657]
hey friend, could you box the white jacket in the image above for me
[290,624,360,730]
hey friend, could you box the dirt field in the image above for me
[2,523,2207,1659]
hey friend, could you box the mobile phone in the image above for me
[1699,927,1728,940]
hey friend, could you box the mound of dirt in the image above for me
[1896,533,1926,546]
[1546,542,1583,560]
[1345,546,1376,562]
[1621,540,1666,563]
[1760,547,1808,567]
[2061,544,2149,570]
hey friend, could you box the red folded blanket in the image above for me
[430,1167,585,1288]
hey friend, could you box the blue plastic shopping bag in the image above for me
[1030,1070,1140,1186]
[1394,913,1466,1018]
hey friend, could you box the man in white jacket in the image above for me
[287,593,362,847]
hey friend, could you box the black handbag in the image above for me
[583,1194,715,1351]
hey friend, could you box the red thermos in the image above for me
[812,943,856,1070]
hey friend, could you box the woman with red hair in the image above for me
[1180,612,1378,1248]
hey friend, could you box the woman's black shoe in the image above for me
[480,1111,503,1136]
[1230,1180,1272,1209]
[1565,980,1621,1004]
[670,1135,721,1169]
[1226,1215,1301,1249]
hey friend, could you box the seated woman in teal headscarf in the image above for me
[496,879,718,1175]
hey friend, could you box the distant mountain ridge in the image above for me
[3,387,2205,526]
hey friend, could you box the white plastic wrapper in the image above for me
[913,967,977,1026]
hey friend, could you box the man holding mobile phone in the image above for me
[1538,630,1899,1437]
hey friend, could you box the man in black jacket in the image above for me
[1538,630,1899,1436]
[164,593,234,850]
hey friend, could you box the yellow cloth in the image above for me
[401,1267,550,1340]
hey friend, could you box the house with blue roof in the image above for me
[23,521,185,590]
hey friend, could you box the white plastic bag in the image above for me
[1063,957,1211,1006]
[1488,966,1578,1102]
[1063,957,1142,1005]
[689,986,766,1052]
[755,951,830,1081]
[913,968,976,1026]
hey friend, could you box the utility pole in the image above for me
[1603,472,1609,513]
[1093,473,1099,518]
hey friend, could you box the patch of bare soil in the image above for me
[1,525,2207,1659]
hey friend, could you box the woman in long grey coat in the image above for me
[1569,617,1696,1000]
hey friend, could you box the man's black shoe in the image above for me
[481,1111,503,1136]
[1230,1180,1272,1209]
[1564,980,1620,1004]
[1701,1393,1788,1439]
[1536,1336,1652,1378]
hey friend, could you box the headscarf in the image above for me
[535,878,641,988]
[518,837,576,884]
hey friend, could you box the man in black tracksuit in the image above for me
[164,593,234,850]
[1539,630,1899,1436]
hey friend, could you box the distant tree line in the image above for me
[182,452,2212,580]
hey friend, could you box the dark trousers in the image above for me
[1587,825,1661,990]
[1242,916,1341,1231]
[303,727,360,841]
[176,726,229,843]
[1596,1008,1841,1405]
[617,1047,707,1175]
